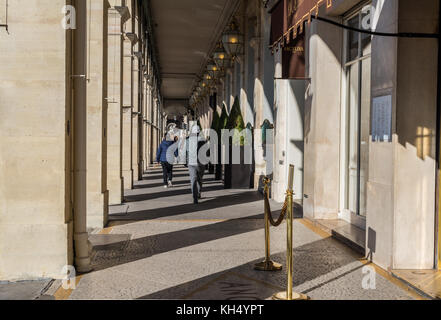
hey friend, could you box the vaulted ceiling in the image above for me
[148,0,239,115]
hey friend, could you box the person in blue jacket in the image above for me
[156,134,179,188]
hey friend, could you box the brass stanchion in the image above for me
[273,165,309,301]
[254,177,283,272]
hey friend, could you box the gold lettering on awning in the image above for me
[287,0,298,17]
[270,0,333,49]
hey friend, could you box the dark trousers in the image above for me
[161,162,174,185]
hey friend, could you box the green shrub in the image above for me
[219,104,229,131]
[226,96,246,146]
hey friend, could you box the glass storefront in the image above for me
[342,7,371,217]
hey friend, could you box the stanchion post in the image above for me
[273,165,309,300]
[255,177,283,271]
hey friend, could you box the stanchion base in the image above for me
[272,291,310,301]
[254,260,283,272]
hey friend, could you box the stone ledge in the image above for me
[311,218,366,255]
[392,269,441,300]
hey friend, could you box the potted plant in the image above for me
[219,104,229,131]
[224,97,254,189]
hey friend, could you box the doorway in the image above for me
[340,7,372,220]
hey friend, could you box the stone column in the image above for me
[366,0,438,270]
[107,1,124,205]
[132,62,140,182]
[146,86,153,167]
[258,7,276,187]
[271,47,305,203]
[132,6,141,182]
[152,95,159,161]
[151,92,157,165]
[122,2,134,190]
[228,69,234,112]
[220,78,227,108]
[86,0,109,229]
[302,10,343,217]
[272,48,288,203]
[201,97,206,129]
[217,81,224,113]
[143,83,149,171]
[0,0,74,280]
[73,0,92,273]
[138,72,145,177]
[250,6,263,189]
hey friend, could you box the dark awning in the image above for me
[270,0,284,47]
[270,0,333,49]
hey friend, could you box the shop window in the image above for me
[346,15,359,61]
[342,4,372,217]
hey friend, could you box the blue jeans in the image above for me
[189,165,205,201]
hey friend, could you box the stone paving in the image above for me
[59,165,420,300]
[0,279,53,300]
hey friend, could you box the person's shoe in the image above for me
[168,181,173,188]
[193,198,199,205]
[164,185,168,189]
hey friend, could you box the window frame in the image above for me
[339,1,372,224]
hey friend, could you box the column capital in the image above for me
[114,6,131,24]
[124,32,139,46]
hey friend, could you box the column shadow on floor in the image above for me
[135,236,362,300]
[110,191,264,221]
[124,185,225,203]
[92,208,304,273]
[134,176,219,190]
[92,213,265,272]
[142,173,191,181]
[133,180,190,189]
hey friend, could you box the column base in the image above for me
[75,257,93,273]
[122,170,133,190]
[73,232,92,273]
[87,191,109,229]
[108,178,124,205]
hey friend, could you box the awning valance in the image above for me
[270,0,333,49]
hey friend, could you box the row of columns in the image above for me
[0,0,164,280]
[194,0,277,191]
[78,0,166,271]
[87,0,164,232]
[84,0,166,268]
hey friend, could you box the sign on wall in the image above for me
[282,33,306,79]
[372,95,392,142]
